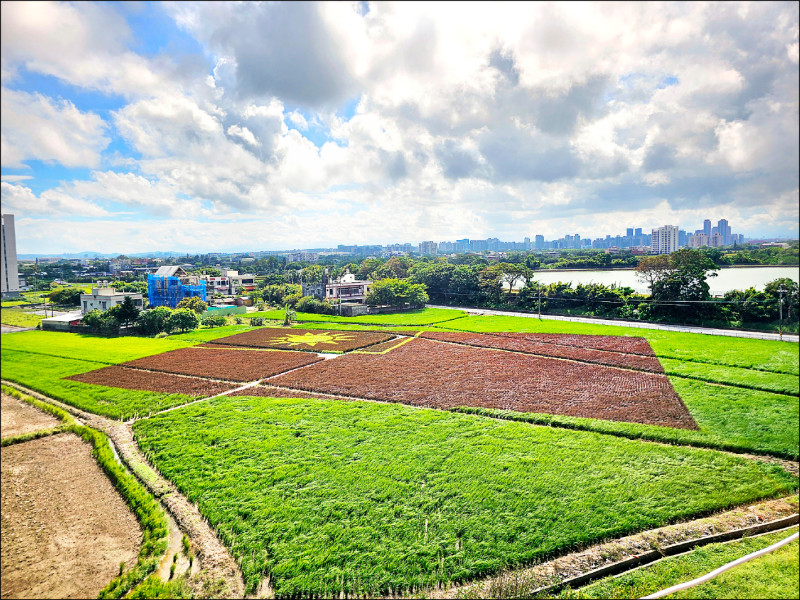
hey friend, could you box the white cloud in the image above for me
[1,88,109,168]
[1,181,110,217]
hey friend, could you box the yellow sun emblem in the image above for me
[271,332,355,348]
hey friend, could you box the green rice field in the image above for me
[1,308,798,597]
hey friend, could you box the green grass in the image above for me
[660,358,799,396]
[132,395,797,597]
[560,527,799,599]
[0,330,197,364]
[247,307,467,326]
[0,349,195,420]
[1,308,44,328]
[1,300,29,307]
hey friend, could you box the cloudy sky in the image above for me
[1,1,798,254]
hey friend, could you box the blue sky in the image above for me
[1,1,798,254]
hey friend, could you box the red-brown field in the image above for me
[68,366,237,397]
[230,384,340,401]
[419,331,663,372]
[122,347,323,382]
[208,328,393,352]
[271,337,696,429]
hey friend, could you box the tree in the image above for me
[109,295,140,327]
[176,296,208,314]
[82,309,120,334]
[136,307,173,335]
[300,265,324,283]
[498,262,533,301]
[477,265,504,305]
[48,287,82,306]
[365,279,429,307]
[166,308,200,333]
[635,255,672,291]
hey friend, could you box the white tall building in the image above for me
[651,225,679,255]
[2,214,20,298]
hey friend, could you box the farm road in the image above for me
[427,305,800,342]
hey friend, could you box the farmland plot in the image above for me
[132,395,797,597]
[68,366,237,397]
[271,337,696,429]
[419,331,664,372]
[209,328,393,352]
[121,347,323,382]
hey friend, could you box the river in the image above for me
[514,265,799,295]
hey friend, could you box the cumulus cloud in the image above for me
[3,1,799,253]
[1,88,110,168]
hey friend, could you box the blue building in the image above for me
[147,266,206,308]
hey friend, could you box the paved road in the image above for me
[1,325,37,335]
[427,305,800,343]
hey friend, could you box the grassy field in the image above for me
[132,395,796,597]
[1,349,197,419]
[1,308,44,328]
[560,526,799,599]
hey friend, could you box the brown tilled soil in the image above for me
[271,337,697,429]
[1,433,142,599]
[1,394,60,438]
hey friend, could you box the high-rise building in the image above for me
[418,241,437,255]
[1,214,20,298]
[717,219,730,245]
[703,219,712,237]
[651,225,679,255]
[534,234,545,250]
[634,228,642,237]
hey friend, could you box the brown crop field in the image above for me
[271,337,696,429]
[419,331,664,372]
[230,384,340,401]
[209,328,393,352]
[121,347,323,382]
[68,366,237,396]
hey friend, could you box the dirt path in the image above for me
[1,433,142,599]
[1,381,246,599]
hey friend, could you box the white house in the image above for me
[80,288,144,315]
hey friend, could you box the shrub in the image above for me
[176,296,208,314]
[202,315,227,328]
[295,295,335,314]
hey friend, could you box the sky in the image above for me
[1,1,798,255]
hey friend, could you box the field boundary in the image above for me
[1,380,246,599]
[426,496,799,599]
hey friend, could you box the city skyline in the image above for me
[2,2,798,254]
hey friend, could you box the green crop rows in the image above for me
[132,395,796,596]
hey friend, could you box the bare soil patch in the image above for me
[420,331,664,372]
[67,366,236,396]
[209,327,393,352]
[121,347,323,382]
[271,337,697,429]
[1,393,60,438]
[1,433,142,599]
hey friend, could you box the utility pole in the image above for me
[778,285,786,341]
[537,283,541,320]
